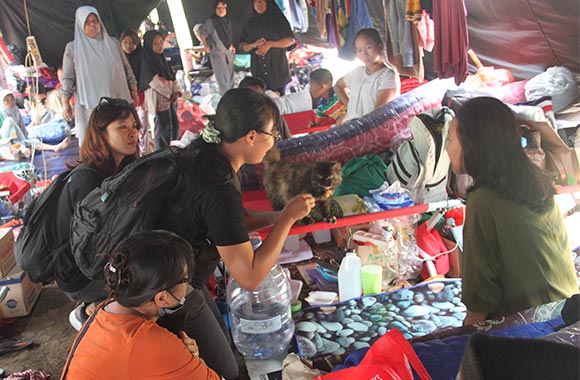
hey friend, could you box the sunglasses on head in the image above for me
[96,97,133,112]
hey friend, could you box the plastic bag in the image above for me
[365,181,414,211]
[525,66,580,113]
[315,329,431,380]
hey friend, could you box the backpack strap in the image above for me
[60,303,104,380]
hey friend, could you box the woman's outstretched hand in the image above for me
[282,194,315,222]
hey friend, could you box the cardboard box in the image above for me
[0,266,42,319]
[0,228,15,277]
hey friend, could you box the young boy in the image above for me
[310,69,347,124]
[246,69,346,124]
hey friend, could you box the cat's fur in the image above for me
[263,149,342,224]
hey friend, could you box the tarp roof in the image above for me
[0,0,578,80]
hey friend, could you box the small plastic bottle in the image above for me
[338,251,362,301]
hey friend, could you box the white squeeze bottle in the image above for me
[338,251,362,301]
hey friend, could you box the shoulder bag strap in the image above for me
[60,303,104,380]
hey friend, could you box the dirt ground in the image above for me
[0,283,77,377]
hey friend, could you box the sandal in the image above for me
[0,336,34,355]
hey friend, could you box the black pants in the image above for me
[154,105,180,150]
[159,287,239,380]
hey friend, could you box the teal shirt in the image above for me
[462,187,578,319]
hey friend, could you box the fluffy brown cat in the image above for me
[263,149,342,224]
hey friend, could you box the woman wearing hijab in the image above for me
[139,30,182,151]
[200,1,235,95]
[120,28,152,153]
[61,6,139,146]
[240,0,296,94]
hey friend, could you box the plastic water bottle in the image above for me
[226,264,294,359]
[338,251,362,301]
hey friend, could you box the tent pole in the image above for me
[166,0,194,74]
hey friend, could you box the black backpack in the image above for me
[71,148,180,280]
[15,164,95,283]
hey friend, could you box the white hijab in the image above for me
[0,89,24,128]
[73,6,131,109]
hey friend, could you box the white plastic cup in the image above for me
[312,229,331,243]
[283,235,300,251]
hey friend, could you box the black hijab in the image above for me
[210,1,233,48]
[139,30,175,92]
[242,0,294,42]
[120,28,144,82]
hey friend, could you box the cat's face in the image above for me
[311,161,342,191]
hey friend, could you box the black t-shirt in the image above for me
[159,157,249,288]
[54,164,106,292]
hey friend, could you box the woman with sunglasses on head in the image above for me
[61,230,220,380]
[157,88,315,379]
[61,6,139,146]
[53,97,140,329]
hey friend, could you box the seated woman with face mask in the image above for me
[61,230,221,380]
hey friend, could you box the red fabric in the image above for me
[0,36,14,65]
[400,77,429,94]
[433,0,469,85]
[0,172,31,204]
[416,222,450,279]
[316,329,431,380]
[176,100,206,137]
[282,111,333,135]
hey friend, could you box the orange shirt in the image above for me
[62,308,220,380]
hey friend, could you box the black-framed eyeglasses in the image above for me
[259,128,281,141]
[170,276,190,289]
[167,281,194,303]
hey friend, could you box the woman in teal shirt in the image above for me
[446,97,578,325]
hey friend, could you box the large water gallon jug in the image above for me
[338,251,362,301]
[226,264,294,359]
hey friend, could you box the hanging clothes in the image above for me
[386,0,415,67]
[326,12,338,48]
[288,0,308,33]
[333,0,349,48]
[433,0,469,85]
[406,0,422,22]
[340,0,373,60]
[315,0,331,38]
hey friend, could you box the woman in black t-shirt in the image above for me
[54,97,140,327]
[158,88,314,379]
